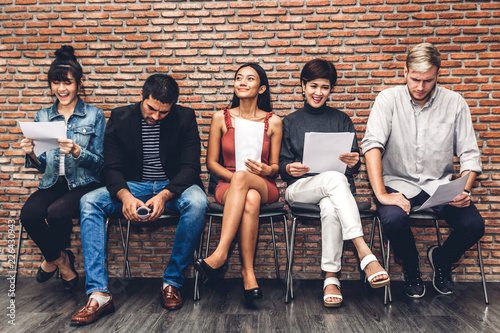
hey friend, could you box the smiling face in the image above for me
[302,78,331,108]
[404,65,439,107]
[234,66,267,100]
[50,72,80,110]
[140,91,173,125]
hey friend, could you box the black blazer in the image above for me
[102,102,203,198]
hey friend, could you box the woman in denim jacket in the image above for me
[20,45,105,292]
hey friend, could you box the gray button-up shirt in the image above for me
[361,85,482,198]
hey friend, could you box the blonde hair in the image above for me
[406,43,441,73]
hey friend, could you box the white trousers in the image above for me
[285,171,364,272]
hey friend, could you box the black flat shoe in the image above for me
[193,258,222,284]
[62,250,79,292]
[244,287,263,303]
[36,264,58,283]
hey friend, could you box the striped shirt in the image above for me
[141,119,168,181]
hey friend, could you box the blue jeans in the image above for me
[79,181,208,295]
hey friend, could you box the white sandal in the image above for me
[361,254,390,289]
[323,276,343,308]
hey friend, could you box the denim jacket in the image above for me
[25,98,106,190]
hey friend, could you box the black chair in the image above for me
[194,173,289,299]
[285,200,376,303]
[369,206,489,304]
[106,209,204,301]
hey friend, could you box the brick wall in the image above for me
[1,0,499,283]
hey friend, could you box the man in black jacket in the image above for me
[71,74,208,326]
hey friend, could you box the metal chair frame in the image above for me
[106,211,204,301]
[369,208,489,305]
[285,201,377,303]
[14,220,66,297]
[193,201,289,299]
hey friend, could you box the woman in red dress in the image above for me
[194,63,282,305]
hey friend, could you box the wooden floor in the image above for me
[1,276,498,333]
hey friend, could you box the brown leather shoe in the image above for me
[161,285,183,310]
[71,295,115,326]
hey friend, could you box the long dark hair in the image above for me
[47,45,84,94]
[229,63,272,112]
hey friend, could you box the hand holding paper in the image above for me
[287,162,310,177]
[302,132,355,174]
[339,152,360,168]
[245,158,272,176]
[19,121,66,156]
[416,173,471,211]
[20,138,35,155]
[234,117,264,172]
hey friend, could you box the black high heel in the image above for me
[62,250,79,292]
[244,287,263,303]
[36,264,58,283]
[193,258,223,284]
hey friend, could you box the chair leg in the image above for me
[285,216,297,303]
[365,216,377,284]
[122,219,132,279]
[377,217,392,304]
[368,216,376,252]
[384,239,392,305]
[205,216,213,258]
[270,216,279,280]
[283,214,289,283]
[13,221,23,297]
[193,227,204,301]
[433,219,442,247]
[477,241,489,304]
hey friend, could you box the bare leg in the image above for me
[324,271,342,302]
[205,171,269,269]
[40,250,76,281]
[237,190,261,290]
[53,250,76,281]
[41,260,57,272]
[351,236,388,281]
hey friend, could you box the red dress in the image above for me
[214,108,279,204]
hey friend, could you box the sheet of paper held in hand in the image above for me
[416,172,471,211]
[19,121,66,156]
[234,117,264,172]
[302,132,355,174]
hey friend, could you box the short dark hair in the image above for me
[230,63,272,112]
[300,58,337,88]
[47,45,84,91]
[142,74,179,105]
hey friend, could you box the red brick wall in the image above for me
[1,1,499,282]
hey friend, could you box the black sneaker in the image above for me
[403,267,426,298]
[428,245,454,295]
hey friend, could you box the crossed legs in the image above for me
[204,171,270,290]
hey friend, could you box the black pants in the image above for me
[20,178,100,262]
[376,187,485,270]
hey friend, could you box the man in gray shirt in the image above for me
[361,43,484,298]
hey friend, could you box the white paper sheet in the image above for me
[302,132,355,174]
[416,172,471,211]
[234,117,264,172]
[19,121,66,156]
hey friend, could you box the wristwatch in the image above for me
[463,189,471,198]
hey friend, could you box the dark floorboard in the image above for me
[1,276,498,333]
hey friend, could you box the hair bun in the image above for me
[55,45,77,62]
